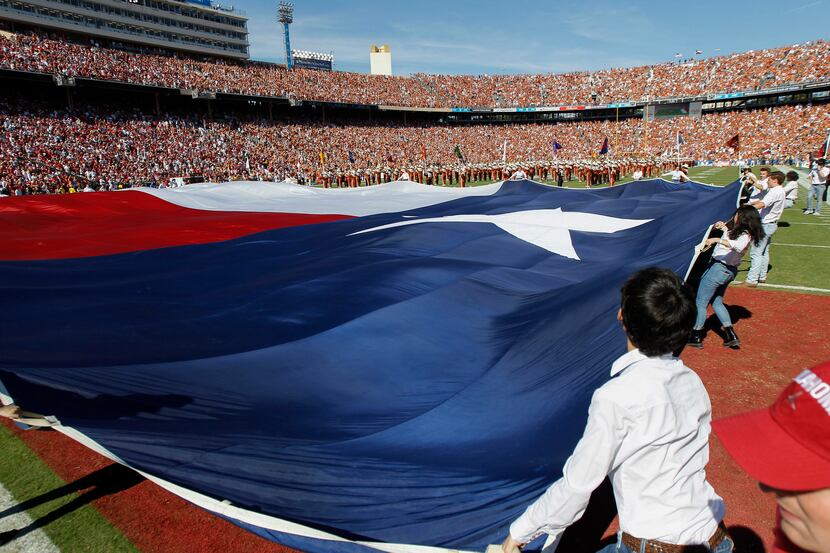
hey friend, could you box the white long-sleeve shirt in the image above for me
[509,349,724,545]
[748,177,768,202]
[783,181,799,201]
[712,231,751,267]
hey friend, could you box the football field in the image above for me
[0,170,828,553]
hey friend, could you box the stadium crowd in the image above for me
[1,100,825,193]
[1,32,830,108]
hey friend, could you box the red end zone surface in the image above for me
[4,287,829,552]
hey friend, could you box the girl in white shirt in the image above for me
[689,205,764,348]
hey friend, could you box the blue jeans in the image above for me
[746,222,776,283]
[596,533,734,553]
[694,262,737,330]
[807,184,826,213]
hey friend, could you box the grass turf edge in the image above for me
[0,424,139,553]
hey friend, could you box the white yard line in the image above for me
[733,281,830,293]
[772,243,830,249]
[0,483,60,553]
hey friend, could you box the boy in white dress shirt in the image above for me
[502,268,731,553]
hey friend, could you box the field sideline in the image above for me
[0,167,828,552]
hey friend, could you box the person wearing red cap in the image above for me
[714,361,830,553]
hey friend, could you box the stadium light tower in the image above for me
[278,2,294,69]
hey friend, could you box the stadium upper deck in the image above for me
[1,31,829,110]
[0,0,249,58]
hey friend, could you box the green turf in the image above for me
[0,425,139,553]
[742,192,830,293]
[690,166,829,293]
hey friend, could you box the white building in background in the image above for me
[0,0,249,59]
[370,44,391,76]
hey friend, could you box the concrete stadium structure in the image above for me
[0,0,249,58]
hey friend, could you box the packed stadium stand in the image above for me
[2,26,830,192]
[3,32,830,107]
[2,99,827,193]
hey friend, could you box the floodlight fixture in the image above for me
[278,1,293,24]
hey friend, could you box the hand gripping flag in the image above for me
[0,178,741,553]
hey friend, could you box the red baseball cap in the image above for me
[713,360,830,491]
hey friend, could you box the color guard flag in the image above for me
[725,133,740,151]
[0,178,741,553]
[348,150,355,164]
[818,132,830,158]
[599,137,609,155]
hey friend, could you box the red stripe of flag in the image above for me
[0,191,352,261]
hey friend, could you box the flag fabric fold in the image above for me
[0,178,741,553]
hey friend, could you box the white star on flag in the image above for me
[350,209,653,260]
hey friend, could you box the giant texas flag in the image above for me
[0,178,740,553]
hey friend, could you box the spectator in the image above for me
[1,97,828,193]
[1,32,830,110]
[714,360,830,553]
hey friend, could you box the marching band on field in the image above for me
[291,156,695,188]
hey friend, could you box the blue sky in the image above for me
[238,0,828,75]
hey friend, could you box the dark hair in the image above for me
[727,205,765,246]
[768,170,785,185]
[786,171,799,182]
[760,166,770,173]
[819,159,826,166]
[620,268,695,357]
